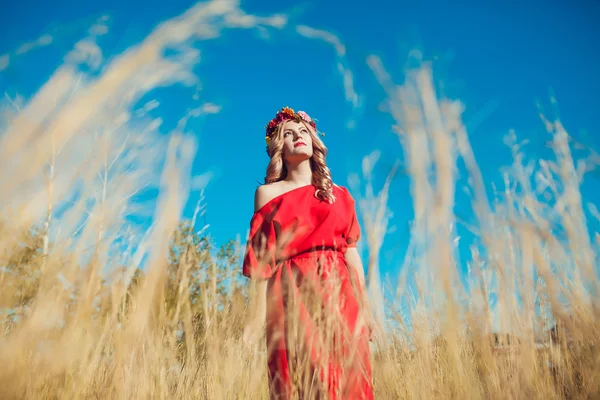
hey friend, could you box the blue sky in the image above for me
[1,0,599,297]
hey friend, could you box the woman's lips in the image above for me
[294,142,306,148]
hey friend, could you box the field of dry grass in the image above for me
[1,2,599,399]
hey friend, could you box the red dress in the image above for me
[243,184,374,399]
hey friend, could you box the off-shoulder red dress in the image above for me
[242,184,373,399]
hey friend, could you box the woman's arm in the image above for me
[243,185,274,343]
[344,247,368,304]
[244,280,267,343]
[345,246,375,340]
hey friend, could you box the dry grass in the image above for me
[1,2,599,399]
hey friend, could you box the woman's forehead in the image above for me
[282,121,308,130]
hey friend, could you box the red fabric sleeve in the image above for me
[242,211,277,280]
[344,189,361,248]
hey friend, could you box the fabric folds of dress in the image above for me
[243,185,373,400]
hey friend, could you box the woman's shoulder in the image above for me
[253,183,281,212]
[332,184,356,204]
[253,182,353,213]
[254,181,311,212]
[333,183,356,208]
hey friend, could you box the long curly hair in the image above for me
[265,120,335,203]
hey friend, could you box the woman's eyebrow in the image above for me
[283,127,306,133]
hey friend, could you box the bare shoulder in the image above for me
[254,183,282,212]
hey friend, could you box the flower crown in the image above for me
[264,106,324,146]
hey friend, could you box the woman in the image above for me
[242,106,374,399]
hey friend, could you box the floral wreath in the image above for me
[264,106,324,147]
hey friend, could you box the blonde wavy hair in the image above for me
[265,120,335,203]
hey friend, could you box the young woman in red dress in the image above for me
[242,107,374,399]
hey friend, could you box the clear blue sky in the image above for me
[1,0,599,293]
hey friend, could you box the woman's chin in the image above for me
[286,150,312,162]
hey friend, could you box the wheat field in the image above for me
[1,2,599,399]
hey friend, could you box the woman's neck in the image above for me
[284,159,312,186]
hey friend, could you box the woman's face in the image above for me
[281,120,313,163]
